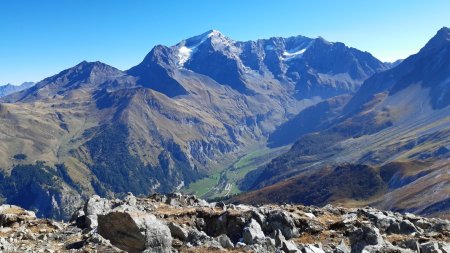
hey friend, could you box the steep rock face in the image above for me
[127,46,188,97]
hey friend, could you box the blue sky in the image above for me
[1,0,449,85]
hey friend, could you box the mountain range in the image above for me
[234,27,450,219]
[0,28,448,220]
[0,82,35,97]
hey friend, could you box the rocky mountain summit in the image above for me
[0,194,449,253]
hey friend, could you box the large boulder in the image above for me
[0,205,36,227]
[361,209,398,231]
[265,210,298,239]
[0,237,14,252]
[386,219,420,235]
[272,229,299,253]
[187,229,210,246]
[243,237,278,253]
[217,234,234,249]
[98,211,172,253]
[431,220,450,233]
[124,192,137,206]
[84,195,112,216]
[440,243,450,253]
[196,210,249,242]
[397,238,420,252]
[399,220,420,234]
[168,222,188,241]
[420,242,443,253]
[243,218,266,245]
[81,195,113,229]
[349,223,385,253]
[282,240,300,253]
[186,229,223,249]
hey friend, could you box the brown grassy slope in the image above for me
[373,160,450,218]
[231,161,449,217]
[232,164,387,206]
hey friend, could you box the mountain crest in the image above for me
[420,26,450,53]
[180,29,228,47]
[71,61,119,74]
[1,60,125,102]
[434,26,450,41]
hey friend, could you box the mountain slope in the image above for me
[234,160,450,218]
[236,27,450,217]
[267,94,352,148]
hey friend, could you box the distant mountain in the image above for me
[0,30,389,219]
[236,27,450,218]
[0,82,34,97]
[384,59,403,69]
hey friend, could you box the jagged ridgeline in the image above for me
[0,29,389,219]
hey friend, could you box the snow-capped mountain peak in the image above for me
[175,29,235,67]
[207,29,222,37]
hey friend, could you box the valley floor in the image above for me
[184,145,290,199]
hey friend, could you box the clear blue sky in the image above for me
[1,0,449,85]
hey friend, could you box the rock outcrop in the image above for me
[98,211,172,253]
[0,194,448,252]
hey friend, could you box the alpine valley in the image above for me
[0,28,449,222]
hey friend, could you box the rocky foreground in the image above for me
[0,194,449,253]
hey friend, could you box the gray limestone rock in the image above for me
[168,222,189,241]
[243,218,266,245]
[97,211,172,253]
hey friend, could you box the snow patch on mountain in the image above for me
[282,41,313,60]
[265,45,275,50]
[283,48,306,58]
[178,46,193,66]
